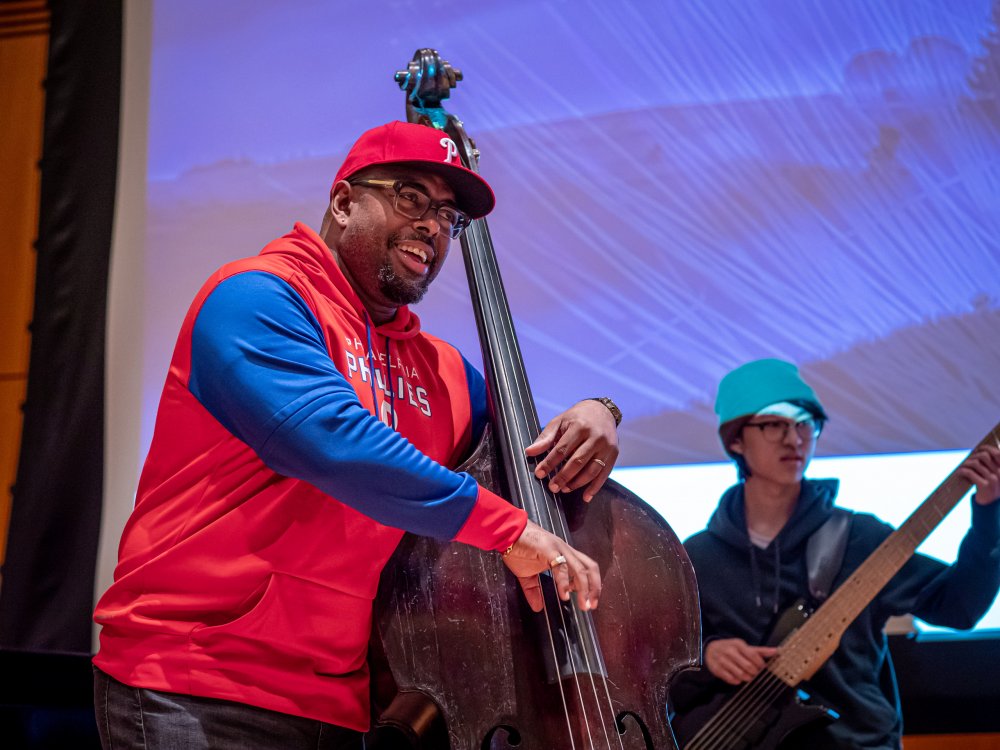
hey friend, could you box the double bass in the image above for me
[372,49,700,750]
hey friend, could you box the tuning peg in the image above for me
[396,49,462,107]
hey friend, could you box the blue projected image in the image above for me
[145,0,1000,463]
[140,0,1000,638]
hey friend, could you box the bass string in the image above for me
[530,456,620,750]
[463,170,624,750]
[697,676,790,750]
[516,393,611,750]
[465,227,583,749]
[505,359,623,750]
[535,484,617,750]
[540,596,584,750]
[686,667,789,749]
[548,491,625,750]
[689,661,789,747]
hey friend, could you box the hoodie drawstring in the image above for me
[773,538,781,615]
[749,544,762,609]
[749,538,782,614]
[363,312,395,429]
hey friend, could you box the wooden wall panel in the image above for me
[905,734,1000,750]
[0,0,49,565]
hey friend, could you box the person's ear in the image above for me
[729,437,744,456]
[330,180,353,226]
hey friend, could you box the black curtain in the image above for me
[0,0,121,653]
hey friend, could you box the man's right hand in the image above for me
[704,638,778,685]
[500,520,602,613]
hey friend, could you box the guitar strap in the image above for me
[805,508,852,603]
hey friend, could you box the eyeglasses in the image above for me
[744,418,821,443]
[349,178,472,240]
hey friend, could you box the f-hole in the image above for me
[484,724,522,749]
[618,710,655,748]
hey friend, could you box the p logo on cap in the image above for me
[440,137,459,163]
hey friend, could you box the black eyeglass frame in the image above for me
[743,418,822,443]
[348,178,471,239]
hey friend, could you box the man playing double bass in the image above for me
[671,358,1000,749]
[92,121,623,749]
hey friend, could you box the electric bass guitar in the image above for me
[674,421,1000,750]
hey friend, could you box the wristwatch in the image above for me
[588,397,622,427]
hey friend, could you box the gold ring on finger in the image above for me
[548,554,568,568]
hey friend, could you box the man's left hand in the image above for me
[959,444,1000,506]
[525,399,619,502]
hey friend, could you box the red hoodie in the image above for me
[94,223,527,730]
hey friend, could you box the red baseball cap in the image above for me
[333,121,496,219]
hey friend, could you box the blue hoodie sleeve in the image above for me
[189,270,486,541]
[462,355,488,445]
[878,498,1000,629]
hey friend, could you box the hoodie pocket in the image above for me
[190,571,373,676]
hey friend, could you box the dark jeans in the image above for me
[93,667,365,749]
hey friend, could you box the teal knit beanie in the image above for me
[715,359,827,460]
[715,358,826,424]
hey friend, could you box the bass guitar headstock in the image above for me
[395,48,481,171]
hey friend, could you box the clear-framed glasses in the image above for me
[744,418,821,443]
[349,178,471,240]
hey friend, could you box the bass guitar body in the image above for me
[373,430,701,749]
[671,600,839,749]
[672,683,836,750]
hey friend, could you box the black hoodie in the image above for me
[672,478,1000,749]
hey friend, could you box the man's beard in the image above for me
[376,232,434,305]
[377,261,431,306]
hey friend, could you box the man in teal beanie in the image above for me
[670,358,1000,749]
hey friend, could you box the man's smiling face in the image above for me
[332,166,456,320]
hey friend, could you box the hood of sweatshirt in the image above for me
[261,222,423,342]
[707,477,841,553]
[706,478,841,612]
